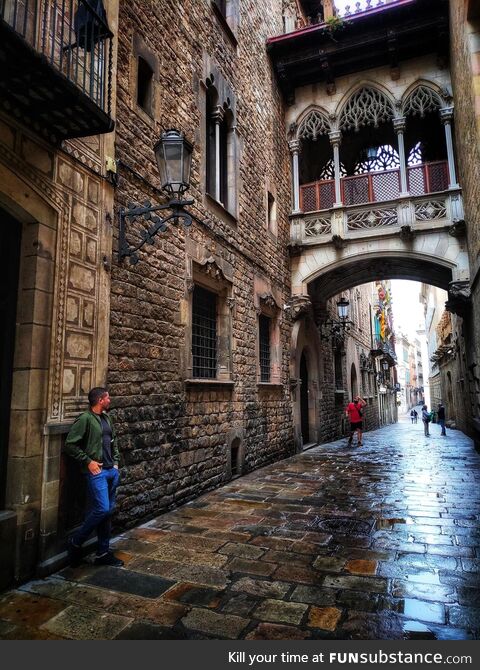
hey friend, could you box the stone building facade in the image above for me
[0,0,119,585]
[109,0,295,528]
[449,0,480,448]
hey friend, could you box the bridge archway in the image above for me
[292,242,469,300]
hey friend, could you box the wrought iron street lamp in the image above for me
[119,129,199,265]
[320,297,353,342]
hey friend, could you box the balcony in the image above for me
[0,0,114,142]
[300,161,449,212]
[291,161,464,244]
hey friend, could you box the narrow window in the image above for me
[219,116,228,207]
[137,56,153,114]
[267,191,276,233]
[206,88,217,197]
[259,314,271,382]
[192,286,217,378]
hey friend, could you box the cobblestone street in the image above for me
[1,419,479,640]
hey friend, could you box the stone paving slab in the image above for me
[1,420,480,639]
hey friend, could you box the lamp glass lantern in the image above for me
[154,129,193,197]
[381,359,389,372]
[336,297,350,321]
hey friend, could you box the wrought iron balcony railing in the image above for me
[300,161,449,213]
[1,0,113,138]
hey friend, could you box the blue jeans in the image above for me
[438,419,446,435]
[72,468,120,555]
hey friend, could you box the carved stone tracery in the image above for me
[297,109,331,140]
[340,88,394,131]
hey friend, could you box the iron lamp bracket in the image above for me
[118,198,200,265]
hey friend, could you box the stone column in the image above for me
[393,117,408,196]
[212,106,225,202]
[328,130,343,207]
[289,139,302,214]
[440,107,460,190]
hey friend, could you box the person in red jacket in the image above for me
[345,395,367,447]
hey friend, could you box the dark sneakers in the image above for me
[94,551,124,567]
[67,538,83,568]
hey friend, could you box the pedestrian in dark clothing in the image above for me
[437,403,446,436]
[64,387,123,568]
[410,409,415,424]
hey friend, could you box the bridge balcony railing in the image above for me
[300,161,449,212]
[291,161,463,244]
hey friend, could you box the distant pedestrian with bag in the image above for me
[410,409,416,424]
[437,402,447,436]
[346,395,367,447]
[421,404,431,437]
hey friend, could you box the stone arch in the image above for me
[296,105,332,141]
[290,316,322,451]
[337,82,396,132]
[293,240,469,298]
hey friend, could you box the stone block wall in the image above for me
[449,0,480,445]
[111,0,294,526]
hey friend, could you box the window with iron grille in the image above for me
[192,285,217,378]
[259,314,271,382]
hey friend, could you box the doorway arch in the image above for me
[290,316,321,451]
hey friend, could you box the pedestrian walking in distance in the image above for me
[410,409,417,424]
[437,402,447,436]
[413,409,418,423]
[346,395,367,447]
[421,404,431,437]
[64,387,124,568]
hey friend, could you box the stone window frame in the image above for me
[131,35,158,124]
[201,72,239,223]
[254,288,282,387]
[211,0,239,46]
[184,257,234,387]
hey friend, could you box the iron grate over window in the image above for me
[259,314,271,382]
[192,285,217,378]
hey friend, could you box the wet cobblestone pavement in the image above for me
[1,419,480,640]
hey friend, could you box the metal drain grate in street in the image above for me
[310,517,373,535]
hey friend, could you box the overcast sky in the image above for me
[390,280,425,340]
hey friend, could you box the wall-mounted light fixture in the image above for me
[320,297,353,342]
[119,129,200,265]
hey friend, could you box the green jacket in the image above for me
[64,410,119,473]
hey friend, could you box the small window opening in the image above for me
[231,440,240,477]
[267,191,276,233]
[137,56,153,114]
[259,314,271,382]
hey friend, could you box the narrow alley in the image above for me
[1,419,479,640]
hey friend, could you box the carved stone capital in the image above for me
[328,130,342,147]
[393,117,406,133]
[285,295,312,321]
[288,139,301,154]
[440,106,454,125]
[212,106,225,124]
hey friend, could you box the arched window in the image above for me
[403,85,442,118]
[205,81,236,214]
